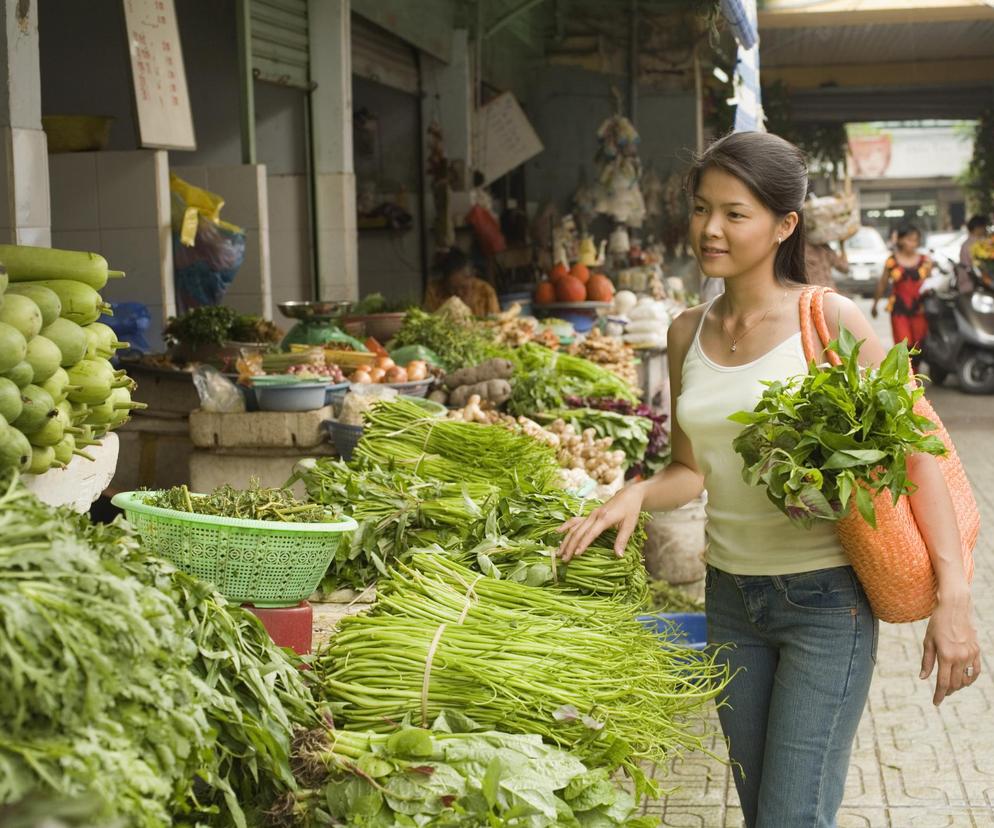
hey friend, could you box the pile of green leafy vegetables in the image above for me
[391,308,503,370]
[730,329,946,528]
[292,451,650,604]
[163,306,282,349]
[0,472,318,827]
[507,344,641,416]
[271,712,657,828]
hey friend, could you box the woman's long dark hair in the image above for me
[687,132,810,285]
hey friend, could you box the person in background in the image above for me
[423,247,500,318]
[959,215,989,269]
[871,223,931,369]
[804,237,849,288]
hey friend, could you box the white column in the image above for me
[0,0,50,246]
[308,0,358,301]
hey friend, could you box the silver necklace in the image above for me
[720,290,788,352]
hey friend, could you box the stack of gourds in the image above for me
[0,245,144,474]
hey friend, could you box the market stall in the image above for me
[0,242,721,825]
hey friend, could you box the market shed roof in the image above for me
[758,0,994,122]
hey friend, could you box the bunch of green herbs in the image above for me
[730,328,946,528]
[391,308,504,370]
[145,482,338,523]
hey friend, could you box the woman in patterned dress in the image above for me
[871,223,931,368]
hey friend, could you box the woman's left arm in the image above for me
[823,293,981,706]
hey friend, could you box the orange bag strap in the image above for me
[799,285,843,367]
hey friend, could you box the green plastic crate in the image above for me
[112,491,357,608]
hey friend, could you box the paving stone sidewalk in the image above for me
[649,381,994,828]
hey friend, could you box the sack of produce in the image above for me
[170,173,246,311]
[804,191,860,245]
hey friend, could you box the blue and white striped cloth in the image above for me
[720,0,759,50]
[725,0,763,132]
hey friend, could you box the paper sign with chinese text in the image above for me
[123,0,196,150]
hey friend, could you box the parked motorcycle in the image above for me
[922,259,994,394]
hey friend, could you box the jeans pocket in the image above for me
[780,566,859,613]
[705,565,718,594]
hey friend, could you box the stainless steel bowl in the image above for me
[278,300,353,321]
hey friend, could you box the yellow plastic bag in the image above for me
[170,174,243,246]
[170,174,247,310]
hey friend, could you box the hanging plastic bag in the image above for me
[465,204,506,256]
[170,174,247,312]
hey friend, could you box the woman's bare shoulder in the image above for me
[669,302,708,350]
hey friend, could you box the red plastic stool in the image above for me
[245,601,313,656]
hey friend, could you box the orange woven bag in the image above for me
[798,286,979,623]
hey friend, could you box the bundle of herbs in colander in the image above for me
[729,328,946,528]
[145,481,338,523]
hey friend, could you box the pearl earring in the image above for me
[777,236,783,244]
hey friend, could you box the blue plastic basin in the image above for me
[637,612,707,651]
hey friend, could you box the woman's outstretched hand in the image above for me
[557,483,646,562]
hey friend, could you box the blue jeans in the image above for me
[706,564,878,828]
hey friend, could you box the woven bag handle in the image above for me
[799,286,842,366]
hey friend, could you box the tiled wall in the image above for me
[267,173,314,318]
[171,164,272,319]
[48,149,173,350]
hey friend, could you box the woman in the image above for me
[558,132,980,828]
[871,224,931,369]
[424,247,500,318]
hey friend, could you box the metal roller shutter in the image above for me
[351,15,419,95]
[251,0,310,89]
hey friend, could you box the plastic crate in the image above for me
[111,491,357,608]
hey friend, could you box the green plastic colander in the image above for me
[112,491,357,607]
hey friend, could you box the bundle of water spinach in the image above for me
[315,554,730,793]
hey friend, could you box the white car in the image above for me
[832,226,890,298]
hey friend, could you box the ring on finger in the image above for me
[965,665,975,678]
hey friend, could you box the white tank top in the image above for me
[676,298,848,576]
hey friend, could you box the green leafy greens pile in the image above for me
[391,308,503,370]
[0,473,318,827]
[506,344,641,416]
[271,712,657,828]
[729,329,946,528]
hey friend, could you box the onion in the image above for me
[385,366,409,383]
[369,367,387,382]
[406,360,428,381]
[374,355,396,371]
[352,368,372,384]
